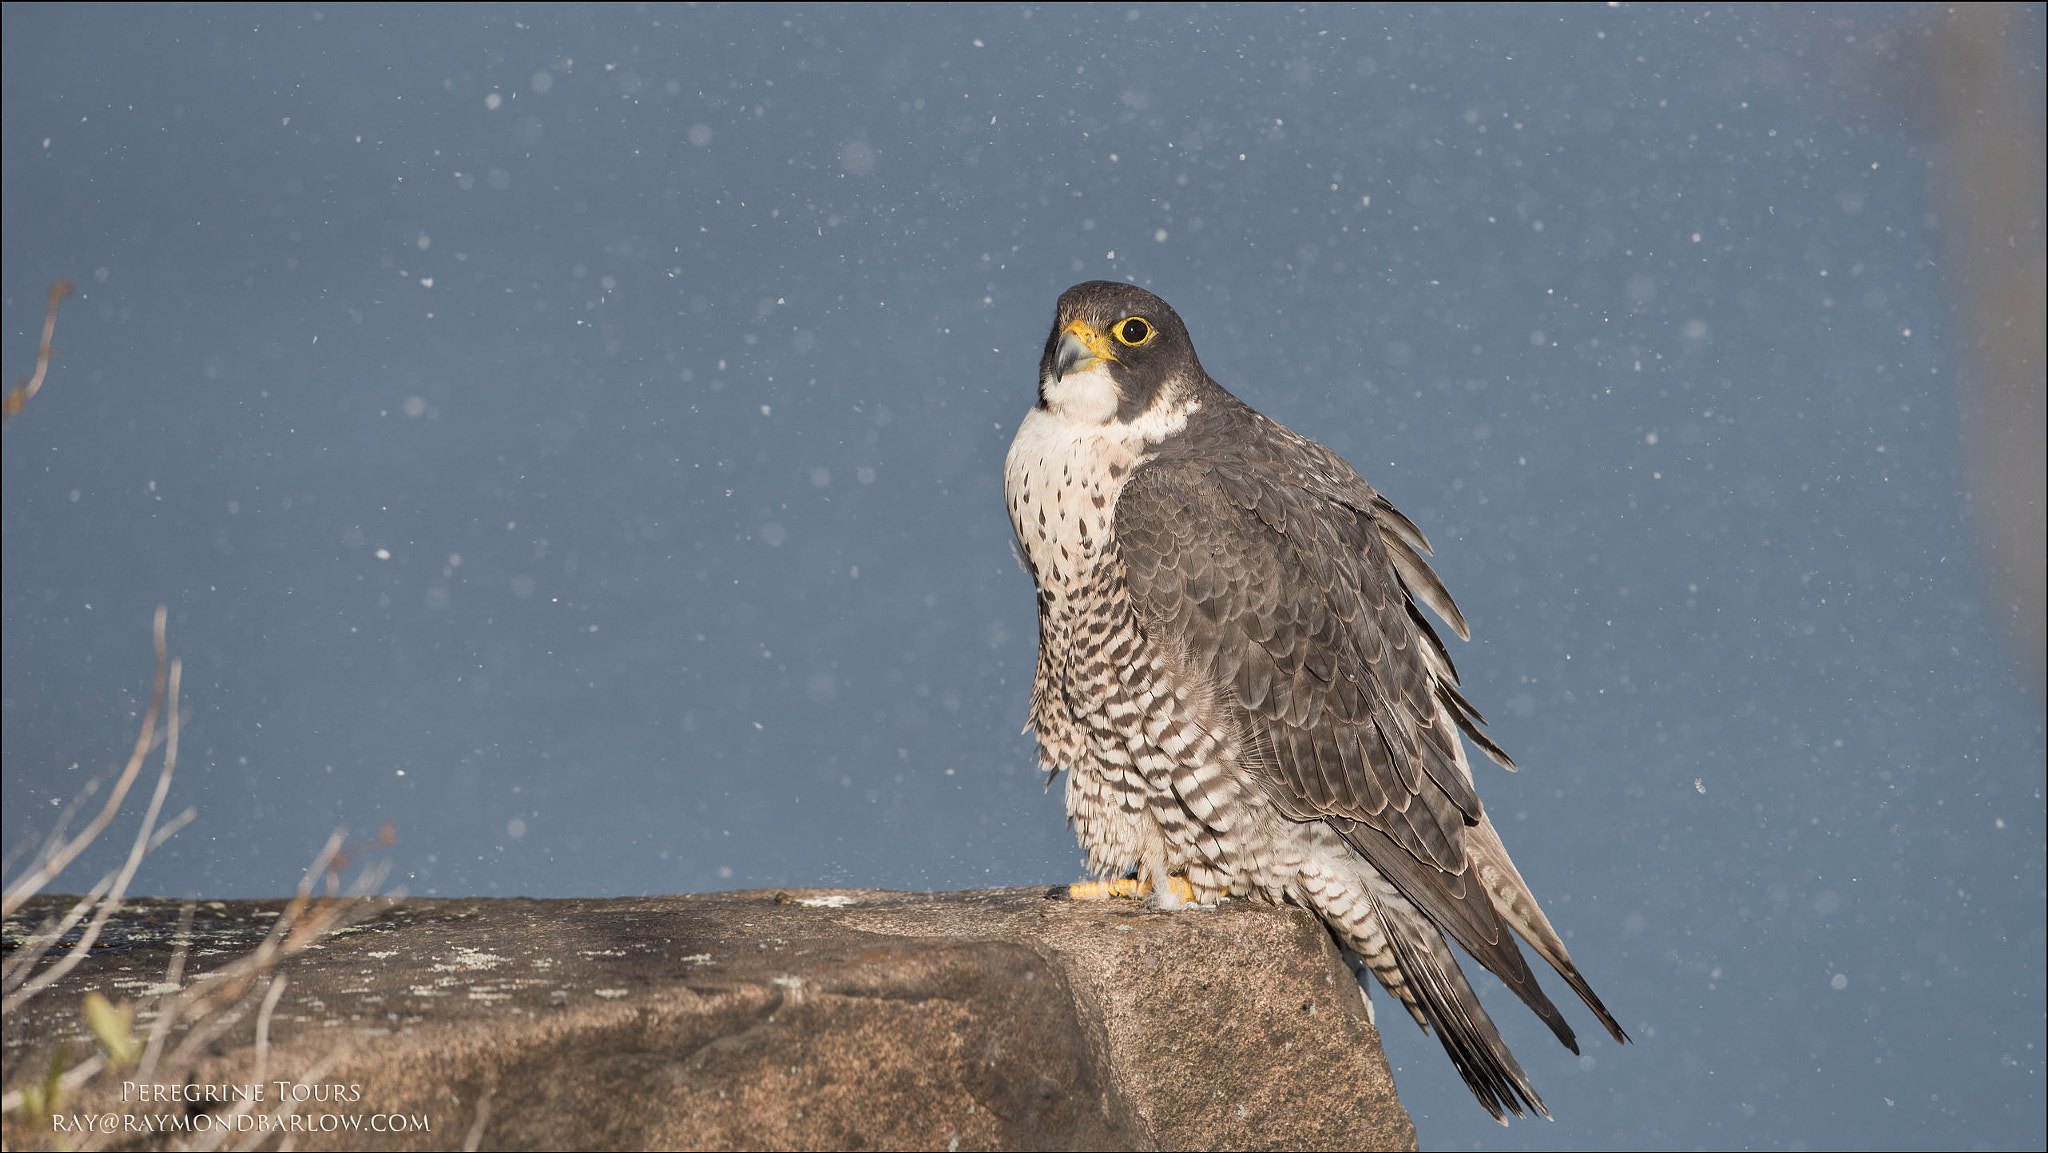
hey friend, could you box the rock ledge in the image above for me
[3,888,1414,1151]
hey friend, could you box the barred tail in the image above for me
[1295,837,1550,1124]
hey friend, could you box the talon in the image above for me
[1066,875,1199,905]
[1067,877,1149,901]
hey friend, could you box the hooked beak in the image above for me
[1053,318,1121,382]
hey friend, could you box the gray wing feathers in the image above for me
[1277,421,1472,642]
[1380,523,1472,642]
[1117,434,1625,1117]
[1120,458,1482,863]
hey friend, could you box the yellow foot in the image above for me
[1067,875,1198,904]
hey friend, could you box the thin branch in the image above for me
[2,606,169,917]
[2,659,182,1012]
[251,974,287,1089]
[208,1046,350,1153]
[1,280,74,427]
[0,1050,104,1115]
[135,901,198,1084]
[462,1077,497,1153]
[2,856,119,995]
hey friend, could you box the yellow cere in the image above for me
[1064,317,1124,363]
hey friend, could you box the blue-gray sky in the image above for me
[4,5,2042,1149]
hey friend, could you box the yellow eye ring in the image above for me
[1112,316,1153,346]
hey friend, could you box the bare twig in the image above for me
[193,1045,351,1153]
[2,659,182,1013]
[158,832,394,1071]
[0,805,191,1001]
[134,900,198,1084]
[462,1077,498,1153]
[1,627,399,1146]
[0,1051,106,1116]
[251,974,287,1088]
[2,607,170,917]
[3,877,113,996]
[1,280,73,428]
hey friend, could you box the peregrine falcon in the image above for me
[1004,281,1627,1122]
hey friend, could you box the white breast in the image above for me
[1003,366,1142,590]
[1003,362,1197,588]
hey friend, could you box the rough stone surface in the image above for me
[3,888,1415,1151]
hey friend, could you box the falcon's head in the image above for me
[1037,281,1207,426]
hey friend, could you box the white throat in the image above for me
[1037,361,1122,425]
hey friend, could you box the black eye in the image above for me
[1114,317,1151,346]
